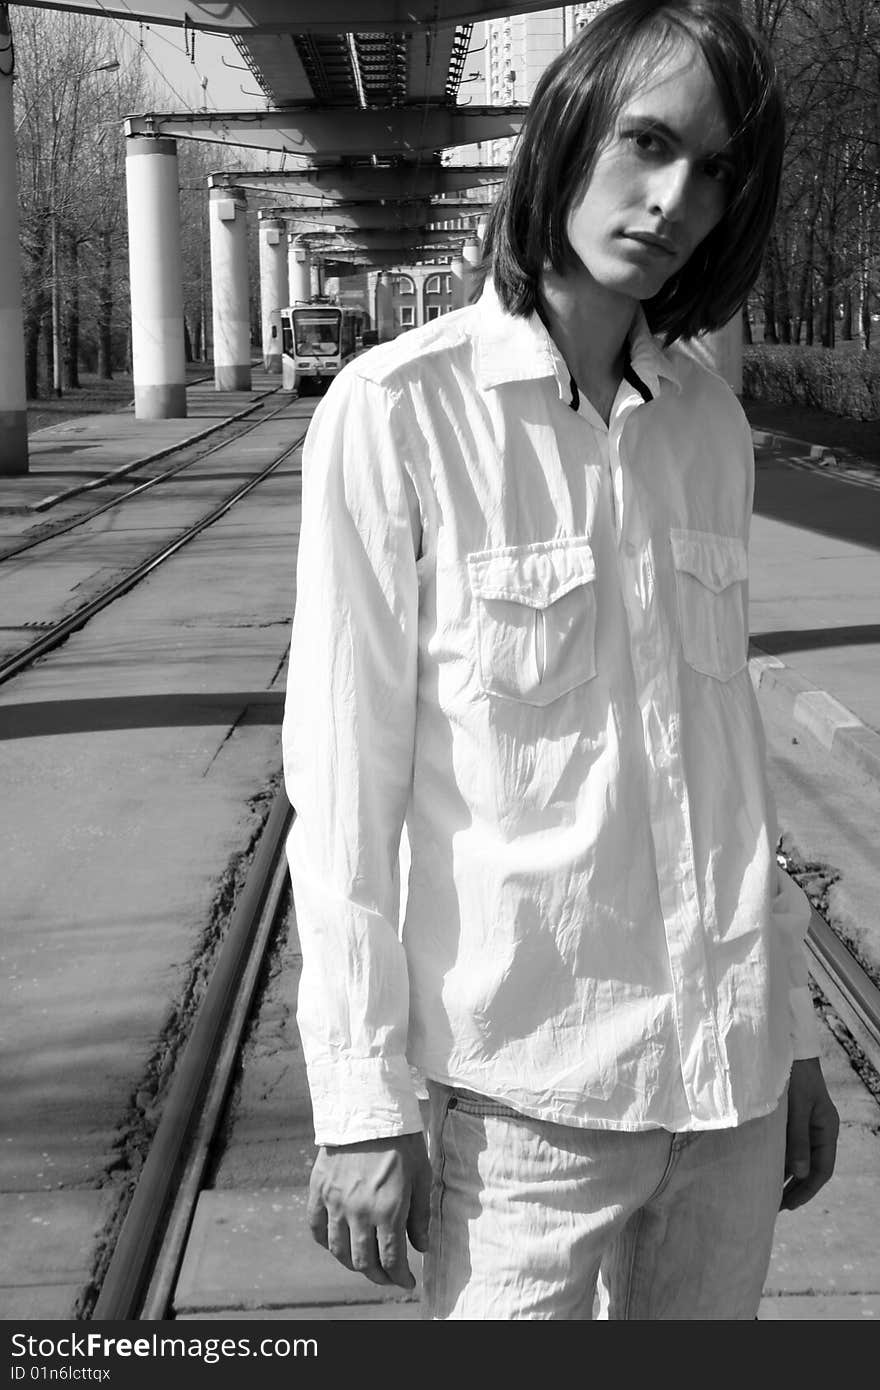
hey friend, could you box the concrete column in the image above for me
[125,136,187,419]
[682,315,743,394]
[258,214,288,374]
[449,255,466,311]
[288,237,312,304]
[459,235,482,308]
[209,185,251,391]
[463,235,482,268]
[0,20,28,474]
[374,273,394,342]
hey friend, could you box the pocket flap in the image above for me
[670,529,747,593]
[468,539,596,610]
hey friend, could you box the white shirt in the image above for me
[282,284,819,1148]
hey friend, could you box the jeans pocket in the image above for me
[447,1087,527,1120]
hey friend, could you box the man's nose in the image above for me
[649,159,691,223]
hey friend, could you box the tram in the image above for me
[280,301,366,394]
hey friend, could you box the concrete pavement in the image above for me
[1,380,878,1321]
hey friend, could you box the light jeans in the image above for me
[421,1083,787,1320]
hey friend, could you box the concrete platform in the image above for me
[1,375,298,1320]
[1,370,285,519]
[174,1190,422,1318]
[0,386,878,1322]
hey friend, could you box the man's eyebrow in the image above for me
[619,113,734,161]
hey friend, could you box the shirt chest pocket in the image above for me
[467,539,598,707]
[670,529,748,681]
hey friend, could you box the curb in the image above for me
[749,427,880,482]
[750,428,840,469]
[748,643,880,788]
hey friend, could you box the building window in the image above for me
[394,275,415,296]
[426,305,441,320]
[397,305,415,327]
[425,273,452,295]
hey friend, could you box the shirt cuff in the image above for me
[790,985,821,1060]
[306,1054,425,1147]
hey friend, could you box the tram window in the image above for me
[293,311,341,356]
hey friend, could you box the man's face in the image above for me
[565,41,733,304]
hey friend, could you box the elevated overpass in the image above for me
[2,1,741,475]
[3,2,581,471]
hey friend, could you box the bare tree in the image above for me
[11,6,155,393]
[748,0,880,349]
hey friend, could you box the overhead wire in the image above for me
[86,0,221,113]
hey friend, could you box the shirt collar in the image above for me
[473,278,682,400]
[473,279,558,391]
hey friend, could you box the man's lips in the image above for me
[622,231,678,255]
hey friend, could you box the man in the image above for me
[282,0,838,1319]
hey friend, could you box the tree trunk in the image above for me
[96,229,114,379]
[183,318,194,363]
[794,221,816,346]
[762,248,778,344]
[742,303,753,345]
[62,232,81,390]
[774,238,791,344]
[23,260,50,400]
[805,277,815,346]
[42,307,54,391]
[24,321,40,400]
[840,289,853,341]
[820,230,836,349]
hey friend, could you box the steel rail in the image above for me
[0,400,299,563]
[138,846,293,1321]
[0,431,307,689]
[806,909,880,1078]
[90,786,295,1321]
[29,388,281,515]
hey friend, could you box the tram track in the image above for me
[80,811,880,1321]
[8,384,876,1319]
[0,427,308,688]
[0,398,303,564]
[777,848,880,1081]
[89,784,294,1322]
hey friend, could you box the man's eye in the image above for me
[631,130,660,152]
[703,159,733,182]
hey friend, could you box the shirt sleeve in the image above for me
[740,405,820,1063]
[282,367,425,1146]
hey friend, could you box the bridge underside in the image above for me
[14,0,552,268]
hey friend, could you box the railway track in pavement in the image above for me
[79,824,880,1320]
[0,401,313,687]
[0,396,300,564]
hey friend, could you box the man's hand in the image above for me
[781,1057,839,1211]
[307,1131,432,1288]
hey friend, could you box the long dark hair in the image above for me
[472,0,784,344]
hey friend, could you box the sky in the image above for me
[112,20,267,114]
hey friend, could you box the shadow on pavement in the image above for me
[0,691,284,740]
[753,458,880,551]
[751,624,880,655]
